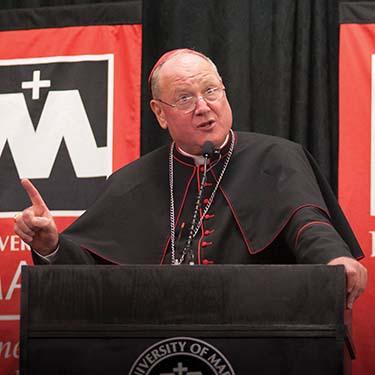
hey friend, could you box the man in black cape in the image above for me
[14,49,367,309]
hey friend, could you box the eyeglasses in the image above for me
[155,87,226,113]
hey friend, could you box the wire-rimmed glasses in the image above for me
[155,87,226,113]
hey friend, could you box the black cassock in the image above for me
[33,131,363,265]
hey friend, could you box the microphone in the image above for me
[201,141,215,179]
[202,141,221,172]
[202,141,215,158]
[184,141,215,265]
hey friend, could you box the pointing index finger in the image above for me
[21,178,48,210]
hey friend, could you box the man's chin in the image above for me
[204,129,231,149]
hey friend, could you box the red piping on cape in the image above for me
[173,154,196,168]
[210,168,332,255]
[213,176,254,254]
[294,221,333,249]
[159,167,197,264]
[80,245,120,265]
[255,204,332,253]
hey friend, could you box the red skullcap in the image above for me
[148,48,209,90]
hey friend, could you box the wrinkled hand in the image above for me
[14,179,58,256]
[328,256,367,309]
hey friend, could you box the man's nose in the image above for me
[194,96,210,114]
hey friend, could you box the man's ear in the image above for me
[150,100,168,129]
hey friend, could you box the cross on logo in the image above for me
[21,70,51,100]
[160,362,202,375]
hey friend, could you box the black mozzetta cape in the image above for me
[35,132,363,265]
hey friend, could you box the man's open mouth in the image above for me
[197,120,215,128]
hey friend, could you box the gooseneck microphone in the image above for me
[202,141,215,176]
[202,141,215,159]
[183,141,216,265]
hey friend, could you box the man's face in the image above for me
[150,53,233,155]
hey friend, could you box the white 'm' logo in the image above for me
[0,90,109,179]
[0,54,113,181]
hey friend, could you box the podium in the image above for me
[20,265,353,374]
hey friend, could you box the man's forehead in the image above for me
[149,49,209,79]
[158,53,219,83]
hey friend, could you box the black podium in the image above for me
[20,265,354,375]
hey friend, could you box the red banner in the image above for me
[0,5,141,374]
[339,4,375,375]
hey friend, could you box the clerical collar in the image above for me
[176,133,230,165]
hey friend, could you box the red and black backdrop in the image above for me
[339,2,375,375]
[0,3,141,375]
[0,0,374,374]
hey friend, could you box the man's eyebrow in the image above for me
[173,79,220,93]
[172,86,194,95]
[172,90,192,99]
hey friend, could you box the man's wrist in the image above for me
[32,244,59,262]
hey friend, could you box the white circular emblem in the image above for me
[128,337,235,375]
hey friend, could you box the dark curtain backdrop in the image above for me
[142,0,373,193]
[0,0,371,192]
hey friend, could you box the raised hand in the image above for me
[14,179,58,255]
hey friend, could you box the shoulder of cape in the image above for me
[236,131,302,152]
[62,144,170,236]
[104,144,170,192]
[235,132,311,172]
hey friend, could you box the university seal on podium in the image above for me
[128,337,235,375]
